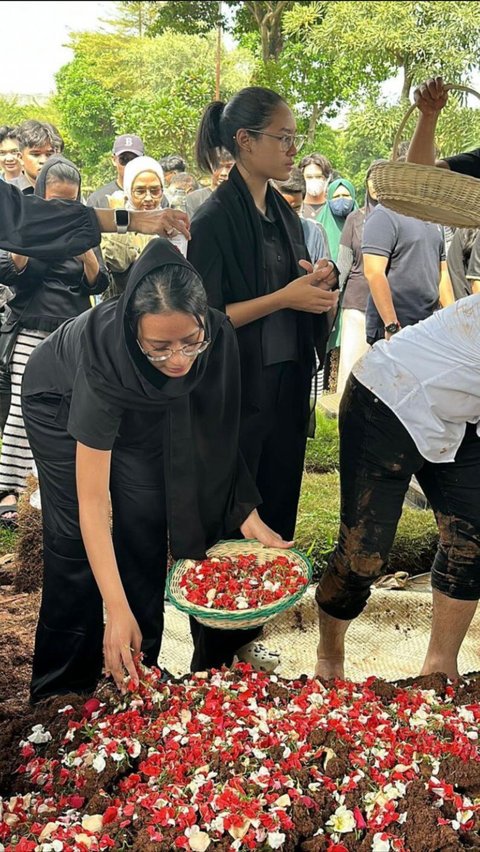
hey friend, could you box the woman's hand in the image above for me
[299,258,338,290]
[413,77,448,115]
[282,266,339,313]
[103,606,143,693]
[240,509,294,549]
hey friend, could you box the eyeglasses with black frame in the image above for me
[136,338,211,363]
[243,129,305,153]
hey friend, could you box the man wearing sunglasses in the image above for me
[86,134,145,209]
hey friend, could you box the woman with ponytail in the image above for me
[188,88,339,670]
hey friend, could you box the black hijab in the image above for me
[80,238,223,409]
[34,155,82,201]
[188,165,329,417]
[78,238,259,556]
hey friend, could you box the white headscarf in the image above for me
[123,156,165,209]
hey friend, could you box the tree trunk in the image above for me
[307,104,320,145]
[246,1,291,63]
[400,63,413,101]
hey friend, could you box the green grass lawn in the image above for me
[304,411,340,473]
[0,525,17,556]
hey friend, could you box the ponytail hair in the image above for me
[195,87,286,173]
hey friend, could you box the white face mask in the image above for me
[305,177,327,197]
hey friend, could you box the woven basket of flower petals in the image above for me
[167,539,312,629]
[370,83,480,228]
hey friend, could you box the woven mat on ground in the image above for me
[159,581,480,681]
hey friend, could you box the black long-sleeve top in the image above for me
[0,179,101,259]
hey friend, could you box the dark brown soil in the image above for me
[0,578,39,719]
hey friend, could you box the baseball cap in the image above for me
[113,134,144,157]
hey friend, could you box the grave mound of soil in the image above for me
[1,662,479,851]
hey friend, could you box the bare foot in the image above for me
[315,607,352,680]
[420,659,459,680]
[314,650,345,680]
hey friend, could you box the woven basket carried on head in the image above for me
[370,84,480,228]
[167,539,312,629]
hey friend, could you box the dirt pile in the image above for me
[1,663,479,851]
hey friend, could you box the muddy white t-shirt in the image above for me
[352,294,480,463]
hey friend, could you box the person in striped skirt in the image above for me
[0,156,110,524]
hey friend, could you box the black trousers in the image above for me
[22,394,255,701]
[240,362,309,538]
[316,375,480,620]
[0,367,11,435]
[191,362,310,669]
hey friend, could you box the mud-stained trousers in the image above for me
[316,374,480,619]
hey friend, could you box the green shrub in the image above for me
[296,472,438,581]
[304,411,340,473]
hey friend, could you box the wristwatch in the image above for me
[114,209,130,234]
[384,321,400,335]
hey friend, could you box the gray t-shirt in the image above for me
[362,205,445,341]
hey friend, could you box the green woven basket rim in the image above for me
[166,540,312,622]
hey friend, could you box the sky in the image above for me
[0,1,113,97]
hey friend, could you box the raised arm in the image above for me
[407,77,450,168]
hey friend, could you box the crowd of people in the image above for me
[0,76,479,701]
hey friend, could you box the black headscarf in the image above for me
[77,238,260,556]
[80,238,221,408]
[188,165,329,418]
[34,155,82,201]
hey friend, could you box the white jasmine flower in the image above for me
[456,809,474,825]
[92,753,106,773]
[326,805,356,833]
[186,825,211,851]
[209,816,224,833]
[129,739,141,758]
[27,724,52,744]
[372,832,391,851]
[268,831,286,848]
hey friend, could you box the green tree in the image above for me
[286,1,480,103]
[101,1,160,37]
[142,1,302,62]
[282,1,480,147]
[140,1,222,36]
[342,94,480,195]
[53,30,253,182]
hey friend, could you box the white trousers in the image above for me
[337,308,369,396]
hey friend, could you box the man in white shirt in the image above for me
[315,295,480,681]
